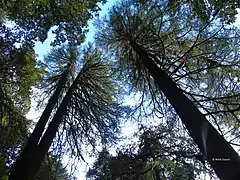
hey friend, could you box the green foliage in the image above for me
[0,45,45,113]
[1,114,7,127]
[86,124,210,180]
[0,101,29,178]
[0,47,42,177]
[95,0,240,138]
[165,0,239,24]
[35,155,76,180]
[49,44,124,159]
[1,176,8,180]
[0,89,29,150]
[0,0,106,45]
[18,52,43,97]
[187,0,238,24]
[16,50,46,112]
[0,44,45,180]
[0,0,103,116]
[0,153,8,180]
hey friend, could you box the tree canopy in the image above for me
[1,0,240,179]
[96,0,240,142]
[87,124,215,179]
[9,43,130,179]
[35,154,76,180]
[94,0,240,178]
[0,0,106,45]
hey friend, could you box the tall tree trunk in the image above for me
[130,41,240,180]
[30,84,74,178]
[26,70,69,148]
[9,71,68,180]
[153,167,161,180]
[9,71,74,180]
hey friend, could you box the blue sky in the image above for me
[31,1,118,179]
[33,0,117,61]
[34,4,240,61]
[30,3,240,180]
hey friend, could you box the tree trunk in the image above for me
[130,41,240,180]
[9,71,75,180]
[26,70,68,148]
[9,71,68,180]
[153,167,161,180]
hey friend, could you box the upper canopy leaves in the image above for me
[95,0,240,136]
[38,44,126,164]
[0,0,106,45]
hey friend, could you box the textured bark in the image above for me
[130,41,240,180]
[26,70,69,148]
[9,71,68,180]
[9,71,78,180]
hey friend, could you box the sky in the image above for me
[28,3,240,180]
[27,0,119,127]
[33,0,117,61]
[33,5,240,61]
[29,1,119,179]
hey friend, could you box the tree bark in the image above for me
[9,71,68,180]
[26,70,69,148]
[153,167,161,180]
[9,71,74,180]
[130,41,240,180]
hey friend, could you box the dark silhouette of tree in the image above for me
[0,96,75,180]
[95,0,240,179]
[0,25,44,180]
[87,124,212,180]
[14,46,79,176]
[35,154,76,180]
[165,0,239,24]
[9,44,123,180]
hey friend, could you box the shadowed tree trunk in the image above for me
[153,166,161,180]
[26,70,69,149]
[10,80,75,180]
[8,51,74,179]
[9,71,73,180]
[130,40,240,180]
[9,45,120,180]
